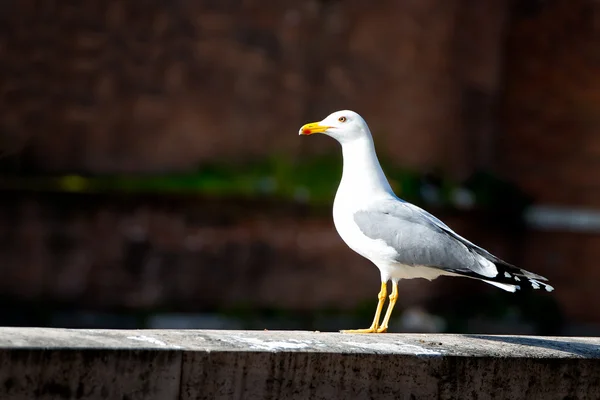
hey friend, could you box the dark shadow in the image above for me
[466,335,600,358]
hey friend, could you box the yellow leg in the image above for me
[341,281,387,333]
[376,281,398,333]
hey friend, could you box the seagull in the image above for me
[299,110,554,334]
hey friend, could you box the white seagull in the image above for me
[299,110,554,334]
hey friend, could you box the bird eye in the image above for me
[338,116,347,122]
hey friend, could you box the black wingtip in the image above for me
[492,262,554,292]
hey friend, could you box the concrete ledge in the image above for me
[0,329,598,399]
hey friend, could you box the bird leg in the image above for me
[376,280,398,333]
[341,281,387,333]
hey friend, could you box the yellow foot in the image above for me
[376,326,388,333]
[340,327,381,334]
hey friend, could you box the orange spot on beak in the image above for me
[299,122,329,136]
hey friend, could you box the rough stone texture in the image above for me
[0,0,509,177]
[0,193,519,315]
[0,349,181,400]
[0,328,598,399]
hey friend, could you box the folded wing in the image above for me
[353,199,553,292]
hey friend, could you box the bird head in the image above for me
[299,110,372,144]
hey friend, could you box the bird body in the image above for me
[299,110,553,333]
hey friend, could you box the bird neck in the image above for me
[339,137,393,198]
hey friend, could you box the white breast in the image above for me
[332,192,399,265]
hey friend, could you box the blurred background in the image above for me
[0,0,596,335]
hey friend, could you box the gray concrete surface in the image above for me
[0,328,598,399]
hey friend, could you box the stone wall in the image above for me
[0,328,598,400]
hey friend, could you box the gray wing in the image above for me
[389,197,501,261]
[354,198,547,281]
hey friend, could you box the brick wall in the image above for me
[0,194,509,314]
[499,0,600,208]
[499,0,600,323]
[3,1,599,326]
[0,0,509,176]
[520,230,600,323]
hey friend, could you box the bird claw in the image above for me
[340,327,381,334]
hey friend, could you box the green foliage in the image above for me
[0,155,529,212]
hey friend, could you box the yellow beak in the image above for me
[299,122,330,136]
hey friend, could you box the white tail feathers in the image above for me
[484,280,519,292]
